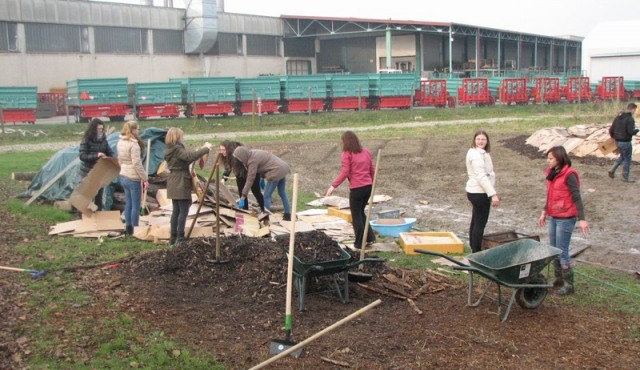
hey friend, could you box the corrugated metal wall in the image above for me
[218,12,282,35]
[0,0,183,30]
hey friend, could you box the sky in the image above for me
[94,0,640,37]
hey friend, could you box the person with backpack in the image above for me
[608,103,639,183]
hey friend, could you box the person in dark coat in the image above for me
[79,118,114,210]
[164,127,212,245]
[608,103,639,182]
[219,140,266,215]
[232,146,291,220]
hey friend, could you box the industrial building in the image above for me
[0,0,583,92]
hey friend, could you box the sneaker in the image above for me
[622,177,637,183]
[607,170,615,179]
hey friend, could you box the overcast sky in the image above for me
[95,0,640,37]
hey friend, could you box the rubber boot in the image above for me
[125,225,133,237]
[555,268,575,295]
[169,233,177,246]
[551,258,563,288]
[283,213,291,221]
[175,232,186,246]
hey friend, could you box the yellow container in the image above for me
[398,232,464,255]
[328,207,352,223]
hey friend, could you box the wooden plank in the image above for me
[26,158,80,205]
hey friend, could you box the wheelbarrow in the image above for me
[287,246,384,311]
[416,239,561,322]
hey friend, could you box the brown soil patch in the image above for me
[2,132,639,369]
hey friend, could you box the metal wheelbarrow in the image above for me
[416,239,561,322]
[287,246,384,311]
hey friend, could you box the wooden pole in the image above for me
[26,158,80,205]
[140,139,151,215]
[215,160,221,259]
[359,149,382,265]
[186,153,221,238]
[249,299,382,370]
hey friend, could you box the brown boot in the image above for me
[551,258,563,288]
[555,268,575,295]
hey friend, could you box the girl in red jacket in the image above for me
[326,131,376,249]
[538,146,589,295]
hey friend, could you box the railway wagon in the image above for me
[0,86,38,124]
[235,76,281,115]
[67,78,129,123]
[327,74,370,111]
[130,81,182,120]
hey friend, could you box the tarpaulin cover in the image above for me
[25,127,168,206]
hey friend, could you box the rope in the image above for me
[574,270,640,298]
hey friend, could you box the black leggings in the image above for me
[467,192,491,253]
[350,185,376,248]
[170,199,191,236]
[236,176,265,211]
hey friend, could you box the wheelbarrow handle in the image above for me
[346,257,385,269]
[414,249,470,267]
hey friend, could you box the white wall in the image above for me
[0,54,286,91]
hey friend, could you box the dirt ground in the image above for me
[1,132,639,369]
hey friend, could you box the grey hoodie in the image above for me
[233,146,291,197]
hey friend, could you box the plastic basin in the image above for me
[370,217,416,237]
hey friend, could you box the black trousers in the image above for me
[170,199,191,236]
[236,176,265,211]
[350,185,376,248]
[467,192,491,253]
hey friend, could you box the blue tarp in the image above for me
[25,127,168,206]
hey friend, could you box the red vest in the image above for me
[545,165,579,218]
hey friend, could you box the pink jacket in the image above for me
[331,149,374,190]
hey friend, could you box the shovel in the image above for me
[269,173,303,358]
[0,265,47,279]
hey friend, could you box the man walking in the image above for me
[608,103,639,183]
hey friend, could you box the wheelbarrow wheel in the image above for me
[515,274,548,309]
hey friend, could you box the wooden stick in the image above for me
[26,158,80,205]
[320,357,351,368]
[186,153,220,239]
[359,149,382,265]
[140,139,151,214]
[283,174,299,340]
[215,160,221,259]
[249,299,382,370]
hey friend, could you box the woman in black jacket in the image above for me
[79,118,113,210]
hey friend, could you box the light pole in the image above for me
[449,26,454,78]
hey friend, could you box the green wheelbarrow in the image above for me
[416,239,561,322]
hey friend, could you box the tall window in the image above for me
[153,29,183,54]
[0,22,18,52]
[246,34,280,56]
[206,33,242,55]
[95,27,147,54]
[25,23,83,53]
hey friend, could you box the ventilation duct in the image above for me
[183,0,218,54]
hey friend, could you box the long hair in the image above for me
[546,146,572,168]
[471,130,491,152]
[83,118,104,142]
[121,120,145,150]
[165,127,184,146]
[220,140,247,177]
[341,130,362,153]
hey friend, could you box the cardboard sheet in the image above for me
[69,157,121,215]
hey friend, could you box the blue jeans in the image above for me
[548,216,576,267]
[263,177,291,215]
[120,176,142,227]
[611,141,633,178]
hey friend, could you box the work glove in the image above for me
[259,178,265,190]
[203,142,213,150]
[237,198,246,209]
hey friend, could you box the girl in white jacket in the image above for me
[465,130,500,253]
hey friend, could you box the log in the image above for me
[11,172,37,181]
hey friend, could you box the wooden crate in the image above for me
[399,232,464,255]
[482,230,540,250]
[327,207,352,223]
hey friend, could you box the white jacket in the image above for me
[465,147,496,196]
